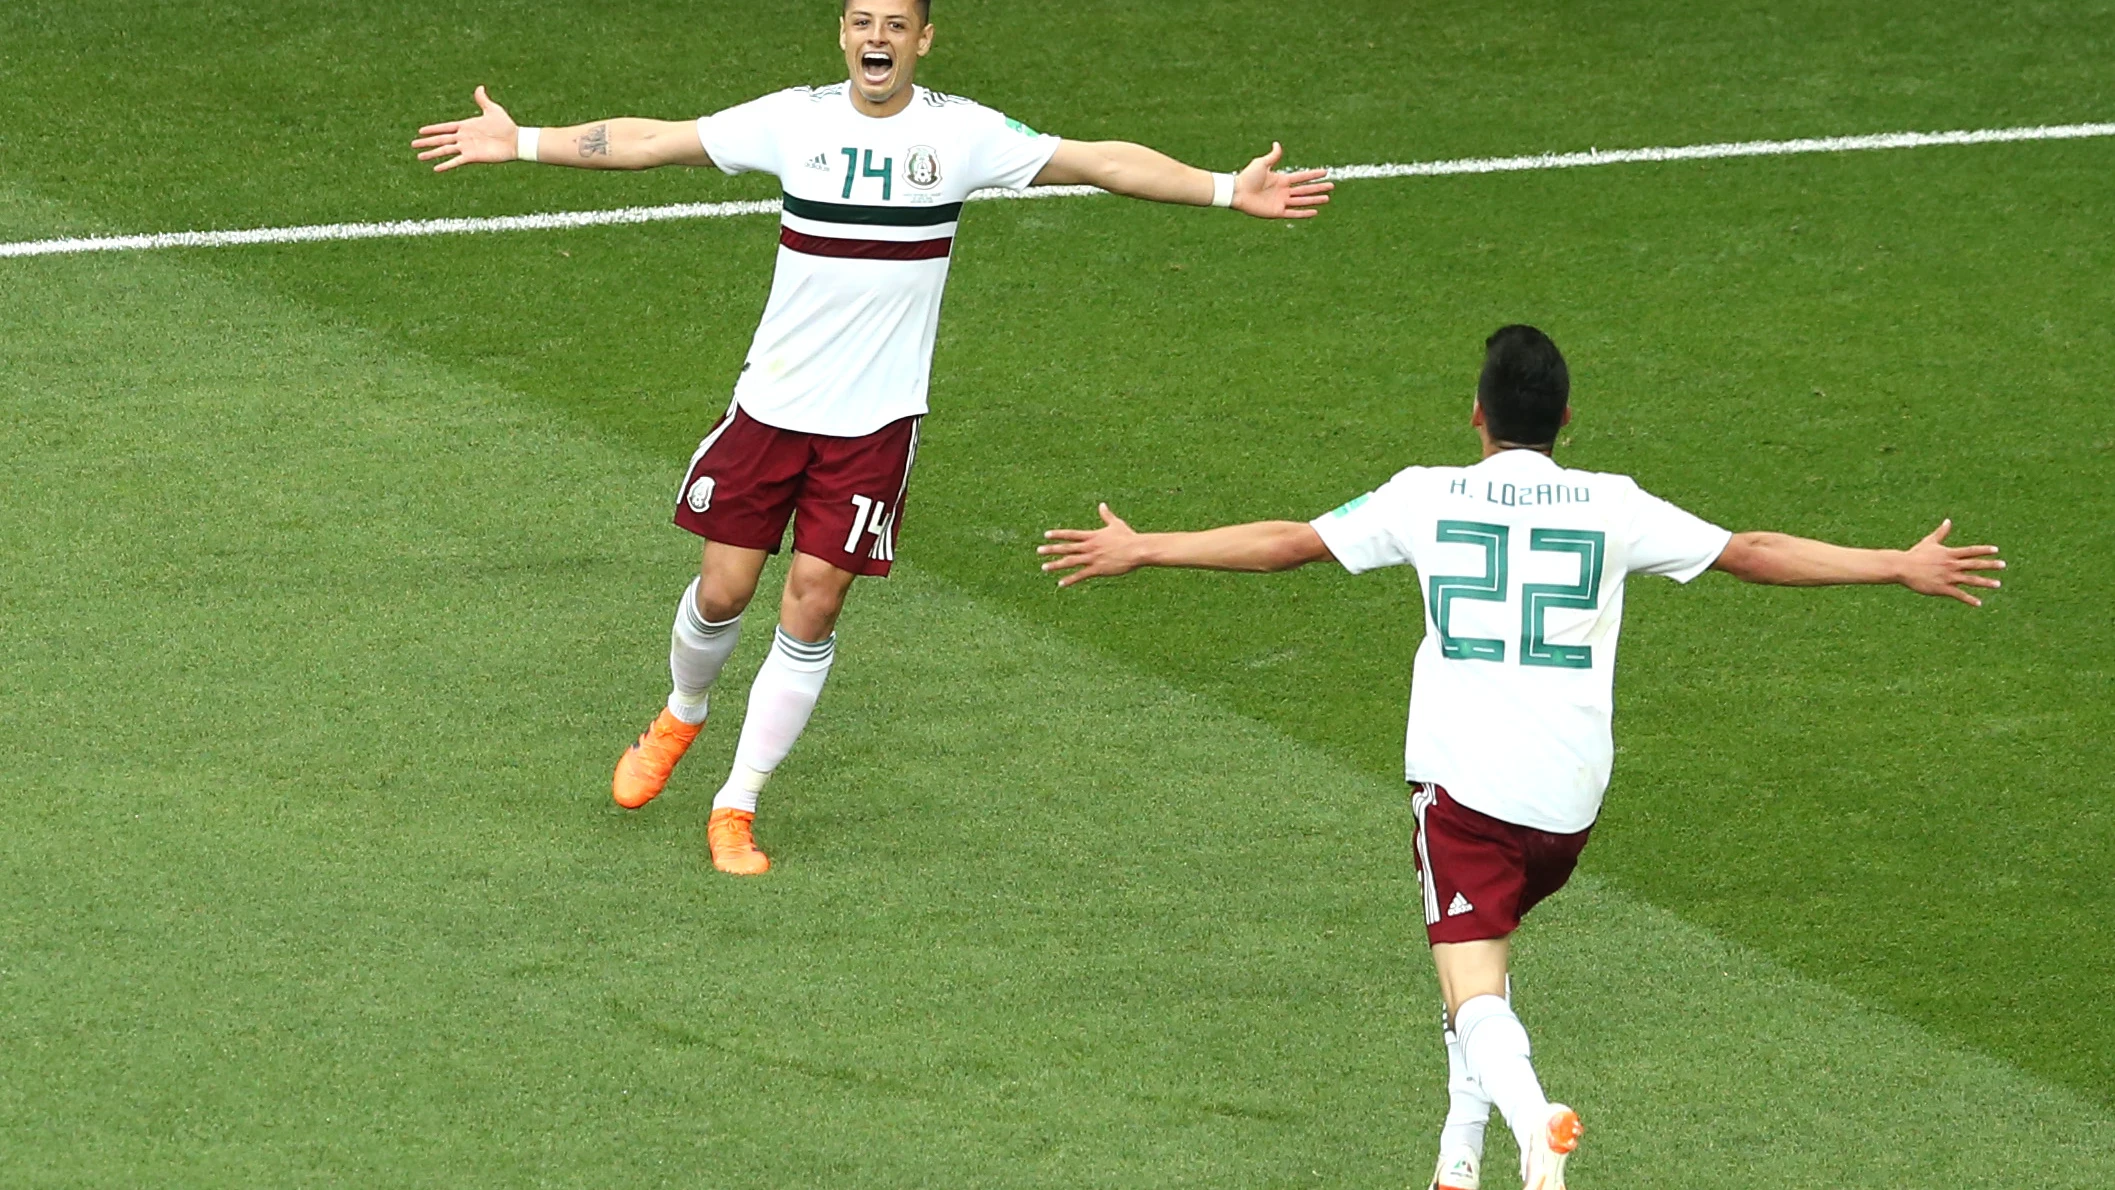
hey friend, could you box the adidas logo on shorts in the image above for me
[1446,892,1475,918]
[805,152,831,171]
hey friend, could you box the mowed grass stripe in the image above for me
[5,121,2113,258]
[2,187,2112,1187]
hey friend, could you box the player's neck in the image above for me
[1478,435,1556,461]
[848,81,917,119]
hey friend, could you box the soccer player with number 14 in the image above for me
[412,0,1330,873]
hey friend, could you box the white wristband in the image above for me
[1210,171,1237,209]
[516,126,541,164]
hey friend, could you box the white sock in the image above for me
[1440,1019,1492,1157]
[1454,993,1550,1162]
[712,626,835,813]
[667,578,743,725]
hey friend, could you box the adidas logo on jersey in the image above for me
[1446,892,1475,917]
[805,152,831,171]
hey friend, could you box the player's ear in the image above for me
[1470,398,1486,428]
[917,22,934,55]
[1560,406,1572,427]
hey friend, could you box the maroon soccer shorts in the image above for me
[1410,783,1594,945]
[673,405,921,578]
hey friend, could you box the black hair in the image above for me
[1477,325,1569,447]
[844,0,931,19]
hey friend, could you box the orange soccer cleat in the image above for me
[612,709,703,809]
[707,807,770,876]
[1523,1105,1582,1190]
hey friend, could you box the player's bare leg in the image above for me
[707,550,857,875]
[1434,938,1580,1189]
[613,542,768,809]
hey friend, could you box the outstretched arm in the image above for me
[1711,518,2004,607]
[413,86,709,172]
[1032,141,1332,219]
[1038,503,1332,587]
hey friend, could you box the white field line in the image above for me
[2,122,2110,260]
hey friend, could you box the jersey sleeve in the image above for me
[694,90,788,178]
[1309,468,1425,575]
[1624,484,1733,582]
[962,104,1063,191]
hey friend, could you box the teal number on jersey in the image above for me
[841,148,895,201]
[1520,529,1606,669]
[1429,522,1607,667]
[862,150,894,201]
[1428,520,1509,662]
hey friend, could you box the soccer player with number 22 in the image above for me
[413,0,1331,874]
[1040,325,2004,1190]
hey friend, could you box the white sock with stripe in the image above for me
[1440,1017,1492,1157]
[1454,993,1550,1164]
[667,578,743,725]
[712,626,836,813]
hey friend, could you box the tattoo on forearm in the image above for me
[577,124,611,159]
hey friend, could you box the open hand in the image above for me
[413,85,520,173]
[1233,142,1333,220]
[1039,503,1144,588]
[1901,519,2004,606]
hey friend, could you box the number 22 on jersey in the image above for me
[1427,520,1606,669]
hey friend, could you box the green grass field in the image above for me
[3,1,2112,1185]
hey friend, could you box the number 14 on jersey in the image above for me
[841,148,893,201]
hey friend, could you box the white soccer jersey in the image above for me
[695,84,1063,437]
[1310,448,1733,833]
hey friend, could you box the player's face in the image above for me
[840,1,933,109]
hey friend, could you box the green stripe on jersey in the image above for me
[780,192,964,227]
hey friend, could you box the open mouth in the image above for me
[859,48,893,86]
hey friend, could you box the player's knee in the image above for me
[779,577,848,639]
[696,577,757,622]
[782,586,845,631]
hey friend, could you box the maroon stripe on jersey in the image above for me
[778,226,953,261]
